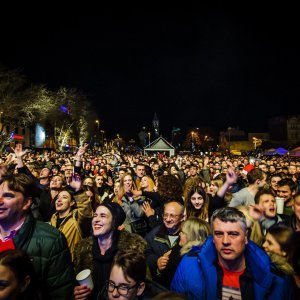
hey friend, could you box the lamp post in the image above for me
[95,120,100,145]
[227,127,232,152]
[191,131,194,152]
[148,132,151,145]
[0,111,3,131]
[100,130,105,147]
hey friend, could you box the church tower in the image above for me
[152,113,159,138]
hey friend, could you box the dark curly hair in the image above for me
[157,175,183,203]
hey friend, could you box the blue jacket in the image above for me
[171,236,294,300]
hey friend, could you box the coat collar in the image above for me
[197,236,275,294]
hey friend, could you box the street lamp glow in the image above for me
[227,127,232,151]
[95,120,99,130]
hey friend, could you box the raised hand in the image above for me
[142,201,155,217]
[76,143,89,158]
[226,167,237,185]
[69,173,82,192]
[13,144,28,158]
[249,204,264,221]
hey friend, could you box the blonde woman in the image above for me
[118,173,145,235]
[236,205,264,246]
[179,217,211,255]
[206,178,224,197]
[158,217,211,288]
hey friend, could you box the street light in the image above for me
[148,132,151,145]
[100,130,105,146]
[191,131,194,152]
[95,120,99,130]
[0,111,3,130]
[227,127,232,152]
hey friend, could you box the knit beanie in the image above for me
[99,202,126,229]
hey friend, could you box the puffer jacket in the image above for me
[13,213,75,300]
[171,236,294,300]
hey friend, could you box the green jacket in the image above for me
[13,213,75,300]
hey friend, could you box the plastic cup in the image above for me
[275,197,284,214]
[76,269,94,290]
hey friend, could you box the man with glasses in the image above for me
[145,201,184,284]
[171,207,294,300]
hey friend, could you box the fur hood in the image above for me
[73,230,146,274]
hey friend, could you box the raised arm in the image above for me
[13,143,28,169]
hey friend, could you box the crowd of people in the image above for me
[0,143,300,299]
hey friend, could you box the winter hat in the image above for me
[241,164,254,175]
[100,202,126,229]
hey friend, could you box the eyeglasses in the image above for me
[162,213,182,219]
[107,280,138,296]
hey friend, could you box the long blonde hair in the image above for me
[117,173,137,202]
[236,205,264,246]
[180,217,211,256]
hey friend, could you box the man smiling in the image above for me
[145,201,184,285]
[171,207,294,300]
[0,173,74,299]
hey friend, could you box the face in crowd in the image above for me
[95,175,104,187]
[123,175,133,193]
[55,190,75,217]
[140,176,151,190]
[0,181,32,226]
[64,165,73,178]
[190,192,204,211]
[277,184,294,204]
[258,193,277,219]
[135,165,145,179]
[114,182,120,196]
[108,265,145,300]
[212,218,248,266]
[270,175,281,192]
[83,178,94,187]
[189,166,198,177]
[92,206,113,238]
[163,202,184,234]
[0,263,23,299]
[262,233,285,256]
[50,175,64,190]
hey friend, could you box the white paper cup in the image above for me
[76,269,94,290]
[275,197,284,214]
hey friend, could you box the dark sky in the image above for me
[1,8,300,140]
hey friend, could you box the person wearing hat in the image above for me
[73,202,146,300]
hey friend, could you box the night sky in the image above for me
[1,8,300,140]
